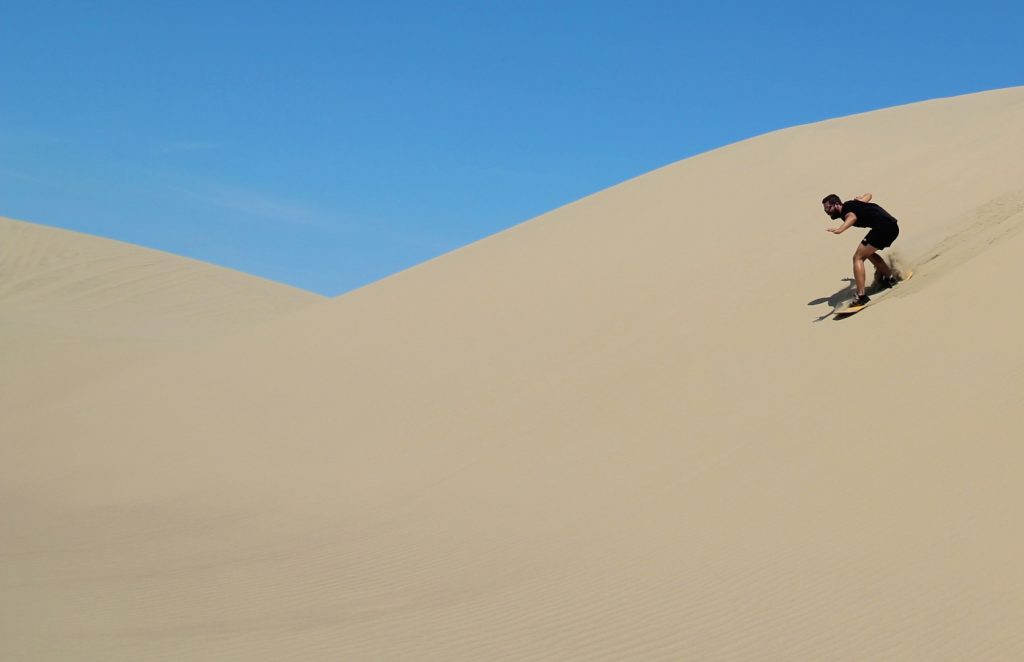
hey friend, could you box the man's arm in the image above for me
[827,212,858,234]
[855,193,873,202]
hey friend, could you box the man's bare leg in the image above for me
[853,243,879,296]
[868,252,892,278]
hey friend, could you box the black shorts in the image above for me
[862,223,899,250]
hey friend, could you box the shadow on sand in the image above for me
[808,277,888,322]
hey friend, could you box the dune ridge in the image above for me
[0,217,321,338]
[0,216,322,412]
[3,86,1024,660]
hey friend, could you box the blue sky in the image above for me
[2,1,1021,295]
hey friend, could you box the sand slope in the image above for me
[4,87,1024,660]
[0,217,322,412]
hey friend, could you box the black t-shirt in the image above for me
[841,199,898,228]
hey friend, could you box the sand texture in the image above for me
[4,87,1024,660]
[0,217,322,413]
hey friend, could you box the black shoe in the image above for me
[875,274,898,290]
[850,294,871,307]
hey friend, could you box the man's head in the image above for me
[822,193,843,220]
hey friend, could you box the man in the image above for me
[822,192,902,307]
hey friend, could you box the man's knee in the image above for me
[854,247,876,262]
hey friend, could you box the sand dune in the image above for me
[0,217,322,413]
[4,87,1024,660]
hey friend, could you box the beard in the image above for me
[828,208,843,220]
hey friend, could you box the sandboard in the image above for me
[834,270,914,319]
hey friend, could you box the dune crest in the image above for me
[0,217,321,411]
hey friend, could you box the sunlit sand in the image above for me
[4,86,1024,660]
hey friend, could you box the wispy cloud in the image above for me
[167,181,338,231]
[0,166,56,187]
[154,140,223,155]
[163,177,453,254]
[0,130,60,146]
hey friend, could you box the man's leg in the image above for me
[868,252,892,278]
[853,242,879,296]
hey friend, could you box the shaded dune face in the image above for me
[0,217,322,412]
[4,87,1024,660]
[0,217,321,339]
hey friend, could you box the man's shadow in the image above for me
[808,278,856,322]
[808,276,891,322]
